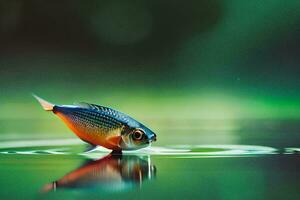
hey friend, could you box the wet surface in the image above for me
[0,119,299,200]
[0,141,283,157]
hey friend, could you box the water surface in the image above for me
[0,119,299,200]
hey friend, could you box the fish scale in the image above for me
[76,109,122,126]
[81,103,131,124]
[72,109,122,131]
[70,114,114,138]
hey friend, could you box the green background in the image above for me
[0,1,300,199]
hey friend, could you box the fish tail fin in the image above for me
[32,94,55,111]
[41,182,56,193]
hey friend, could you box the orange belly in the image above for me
[56,112,121,150]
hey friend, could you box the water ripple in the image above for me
[0,139,298,158]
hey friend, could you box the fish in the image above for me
[42,154,156,193]
[33,94,157,151]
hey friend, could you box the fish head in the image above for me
[121,125,157,150]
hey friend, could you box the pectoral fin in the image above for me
[107,136,122,149]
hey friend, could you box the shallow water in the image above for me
[0,119,299,200]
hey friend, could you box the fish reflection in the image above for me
[42,154,156,192]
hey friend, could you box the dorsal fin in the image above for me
[74,102,93,109]
[74,102,107,111]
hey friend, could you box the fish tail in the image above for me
[32,94,55,111]
[41,182,56,193]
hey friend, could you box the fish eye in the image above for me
[132,129,144,140]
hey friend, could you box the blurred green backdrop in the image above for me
[1,2,300,200]
[0,0,300,126]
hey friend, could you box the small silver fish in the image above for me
[33,95,157,151]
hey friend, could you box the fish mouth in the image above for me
[149,133,157,142]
